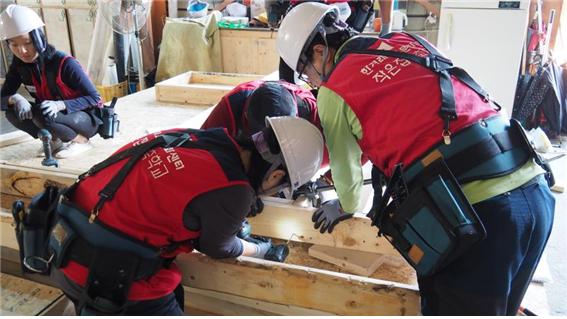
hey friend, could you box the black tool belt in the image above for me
[368,116,550,276]
[403,116,533,185]
[48,200,167,314]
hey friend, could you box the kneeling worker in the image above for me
[44,117,323,315]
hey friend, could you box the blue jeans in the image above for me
[418,175,555,315]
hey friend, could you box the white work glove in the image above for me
[40,100,66,119]
[10,94,33,121]
[245,236,272,259]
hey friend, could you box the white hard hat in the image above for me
[0,4,45,41]
[276,2,339,72]
[267,116,324,194]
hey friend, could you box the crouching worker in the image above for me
[0,5,102,159]
[14,117,324,315]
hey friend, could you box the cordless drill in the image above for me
[37,129,58,168]
[238,220,289,263]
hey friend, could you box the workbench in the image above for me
[0,86,419,315]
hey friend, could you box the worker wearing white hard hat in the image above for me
[42,117,323,314]
[1,4,102,159]
[276,1,554,316]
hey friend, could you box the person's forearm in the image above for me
[378,0,393,24]
[214,0,233,11]
[414,0,440,17]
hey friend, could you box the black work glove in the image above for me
[312,199,353,233]
[237,219,252,239]
[247,196,264,217]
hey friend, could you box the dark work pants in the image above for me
[4,105,98,142]
[418,175,555,315]
[51,265,185,316]
[79,292,185,316]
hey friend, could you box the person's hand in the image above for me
[312,199,353,233]
[243,235,289,262]
[10,94,33,121]
[40,100,66,119]
[247,196,264,217]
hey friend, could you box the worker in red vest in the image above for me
[0,5,102,158]
[202,80,335,211]
[45,117,324,315]
[276,2,554,315]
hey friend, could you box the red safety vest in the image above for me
[30,51,84,102]
[322,33,498,176]
[201,80,330,167]
[61,128,251,300]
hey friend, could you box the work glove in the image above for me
[237,219,252,239]
[40,100,66,119]
[10,94,33,121]
[293,175,333,207]
[247,196,264,217]
[244,235,289,263]
[312,199,353,233]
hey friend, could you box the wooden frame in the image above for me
[154,71,264,105]
[0,212,419,316]
[0,131,33,148]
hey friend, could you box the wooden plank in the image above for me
[308,245,386,277]
[42,7,73,55]
[0,163,78,198]
[184,286,334,316]
[0,273,63,316]
[86,4,112,84]
[0,213,419,316]
[189,71,262,86]
[0,164,396,255]
[38,295,73,316]
[154,71,264,105]
[67,6,97,68]
[15,0,41,7]
[251,196,399,255]
[0,131,32,148]
[178,252,420,316]
[220,29,280,75]
[551,180,565,193]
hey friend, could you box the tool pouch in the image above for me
[371,159,486,276]
[510,119,555,187]
[94,106,120,139]
[48,218,77,269]
[15,186,61,274]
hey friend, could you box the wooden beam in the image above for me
[0,131,32,148]
[0,163,77,202]
[252,196,398,255]
[0,163,397,255]
[1,212,418,315]
[178,252,420,316]
[0,273,63,316]
[184,286,334,316]
[309,245,386,277]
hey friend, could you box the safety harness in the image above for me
[13,130,217,314]
[339,32,501,145]
[333,33,552,276]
